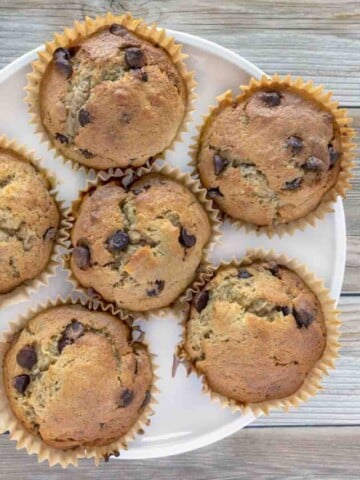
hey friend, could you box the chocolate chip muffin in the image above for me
[197,85,343,226]
[3,304,153,449]
[0,147,60,294]
[70,173,211,312]
[184,261,326,404]
[39,23,187,169]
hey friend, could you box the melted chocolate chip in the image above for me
[179,227,196,248]
[118,388,134,407]
[43,227,57,241]
[125,48,145,69]
[105,230,129,253]
[286,136,303,154]
[109,24,128,36]
[303,156,324,171]
[278,306,291,316]
[55,133,69,144]
[78,109,91,127]
[328,144,340,167]
[13,374,30,394]
[53,47,73,78]
[58,320,85,353]
[268,263,281,278]
[238,269,252,279]
[72,244,91,270]
[260,91,282,107]
[207,187,223,199]
[282,177,302,190]
[146,279,165,297]
[213,153,229,175]
[193,290,209,312]
[79,148,94,158]
[293,307,314,329]
[16,345,37,370]
[139,390,151,412]
[132,68,148,82]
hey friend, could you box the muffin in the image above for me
[196,79,348,228]
[0,147,60,294]
[37,20,188,170]
[3,304,153,450]
[69,173,212,312]
[184,260,327,404]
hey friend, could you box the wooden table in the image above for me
[0,1,359,478]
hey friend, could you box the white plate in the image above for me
[0,29,346,459]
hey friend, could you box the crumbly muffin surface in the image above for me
[0,148,60,294]
[3,305,153,449]
[70,174,211,312]
[184,261,326,404]
[40,25,187,169]
[197,87,342,226]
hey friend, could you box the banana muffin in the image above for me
[184,261,326,404]
[3,304,153,449]
[197,86,343,226]
[70,173,211,312]
[0,148,60,294]
[39,24,187,169]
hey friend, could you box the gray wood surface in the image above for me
[0,0,359,477]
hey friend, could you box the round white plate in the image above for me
[0,29,345,459]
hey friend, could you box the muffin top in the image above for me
[3,305,153,449]
[70,173,211,312]
[40,24,187,169]
[197,87,342,226]
[0,148,60,294]
[184,261,326,404]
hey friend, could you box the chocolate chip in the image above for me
[328,144,340,167]
[55,133,69,144]
[109,24,128,36]
[303,156,324,171]
[213,153,229,175]
[268,263,281,278]
[238,269,252,279]
[286,136,303,154]
[53,47,73,78]
[78,109,91,127]
[138,390,151,412]
[43,227,57,241]
[146,279,165,297]
[105,230,129,253]
[58,336,72,353]
[132,68,148,82]
[125,48,145,69]
[260,91,282,107]
[13,374,30,394]
[118,388,134,407]
[277,306,291,316]
[207,187,223,199]
[72,244,91,270]
[282,177,302,190]
[193,290,209,312]
[16,345,37,370]
[79,148,94,158]
[179,227,196,248]
[58,320,85,352]
[293,307,314,328]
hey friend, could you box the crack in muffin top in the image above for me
[40,25,187,169]
[197,87,342,226]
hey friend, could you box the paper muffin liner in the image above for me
[0,135,69,309]
[25,11,196,177]
[62,162,222,321]
[0,295,159,467]
[189,74,356,237]
[176,249,340,417]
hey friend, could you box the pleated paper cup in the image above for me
[25,12,196,176]
[176,249,340,417]
[0,296,159,467]
[62,163,222,321]
[189,74,356,237]
[0,135,69,309]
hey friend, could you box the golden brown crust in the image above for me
[197,86,342,226]
[184,261,326,404]
[40,26,187,169]
[70,174,211,312]
[3,305,153,449]
[0,148,60,294]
